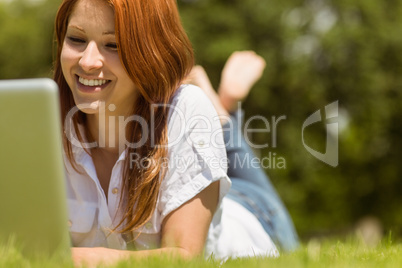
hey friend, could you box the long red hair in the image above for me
[54,0,194,233]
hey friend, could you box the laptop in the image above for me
[0,78,71,260]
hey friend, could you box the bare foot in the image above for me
[186,66,230,124]
[218,51,266,112]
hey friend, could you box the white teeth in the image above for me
[78,76,107,86]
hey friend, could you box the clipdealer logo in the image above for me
[64,99,341,168]
[302,101,339,167]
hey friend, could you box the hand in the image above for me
[72,247,129,268]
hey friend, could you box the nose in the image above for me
[79,41,103,72]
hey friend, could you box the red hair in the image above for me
[54,0,194,233]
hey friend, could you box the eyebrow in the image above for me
[69,25,85,32]
[102,31,115,35]
[68,25,115,35]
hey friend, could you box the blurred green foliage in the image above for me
[178,0,402,238]
[0,0,58,79]
[0,0,401,239]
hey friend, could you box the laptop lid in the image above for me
[0,78,70,259]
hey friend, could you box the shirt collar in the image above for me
[68,124,127,165]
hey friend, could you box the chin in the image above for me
[73,97,104,115]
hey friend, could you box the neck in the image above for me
[86,103,133,155]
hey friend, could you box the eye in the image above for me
[106,42,118,51]
[67,36,86,44]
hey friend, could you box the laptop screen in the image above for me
[0,78,71,259]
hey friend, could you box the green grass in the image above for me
[1,237,401,268]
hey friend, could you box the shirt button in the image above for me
[68,220,72,228]
[198,140,205,147]
[112,187,119,194]
[145,222,153,230]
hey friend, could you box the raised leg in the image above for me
[218,51,266,113]
[186,51,299,251]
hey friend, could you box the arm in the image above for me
[72,181,220,267]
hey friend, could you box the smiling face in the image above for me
[60,0,137,115]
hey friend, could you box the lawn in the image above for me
[1,235,401,267]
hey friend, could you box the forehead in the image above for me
[68,0,115,29]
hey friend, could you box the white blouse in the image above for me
[64,85,231,255]
[64,84,278,260]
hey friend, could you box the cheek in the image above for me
[112,57,134,84]
[60,43,76,70]
[60,48,79,93]
[111,56,126,75]
[120,70,136,91]
[60,48,68,70]
[60,45,75,82]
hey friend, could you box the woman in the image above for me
[53,0,298,266]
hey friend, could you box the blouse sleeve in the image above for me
[157,85,232,223]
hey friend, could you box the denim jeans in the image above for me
[223,112,299,252]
